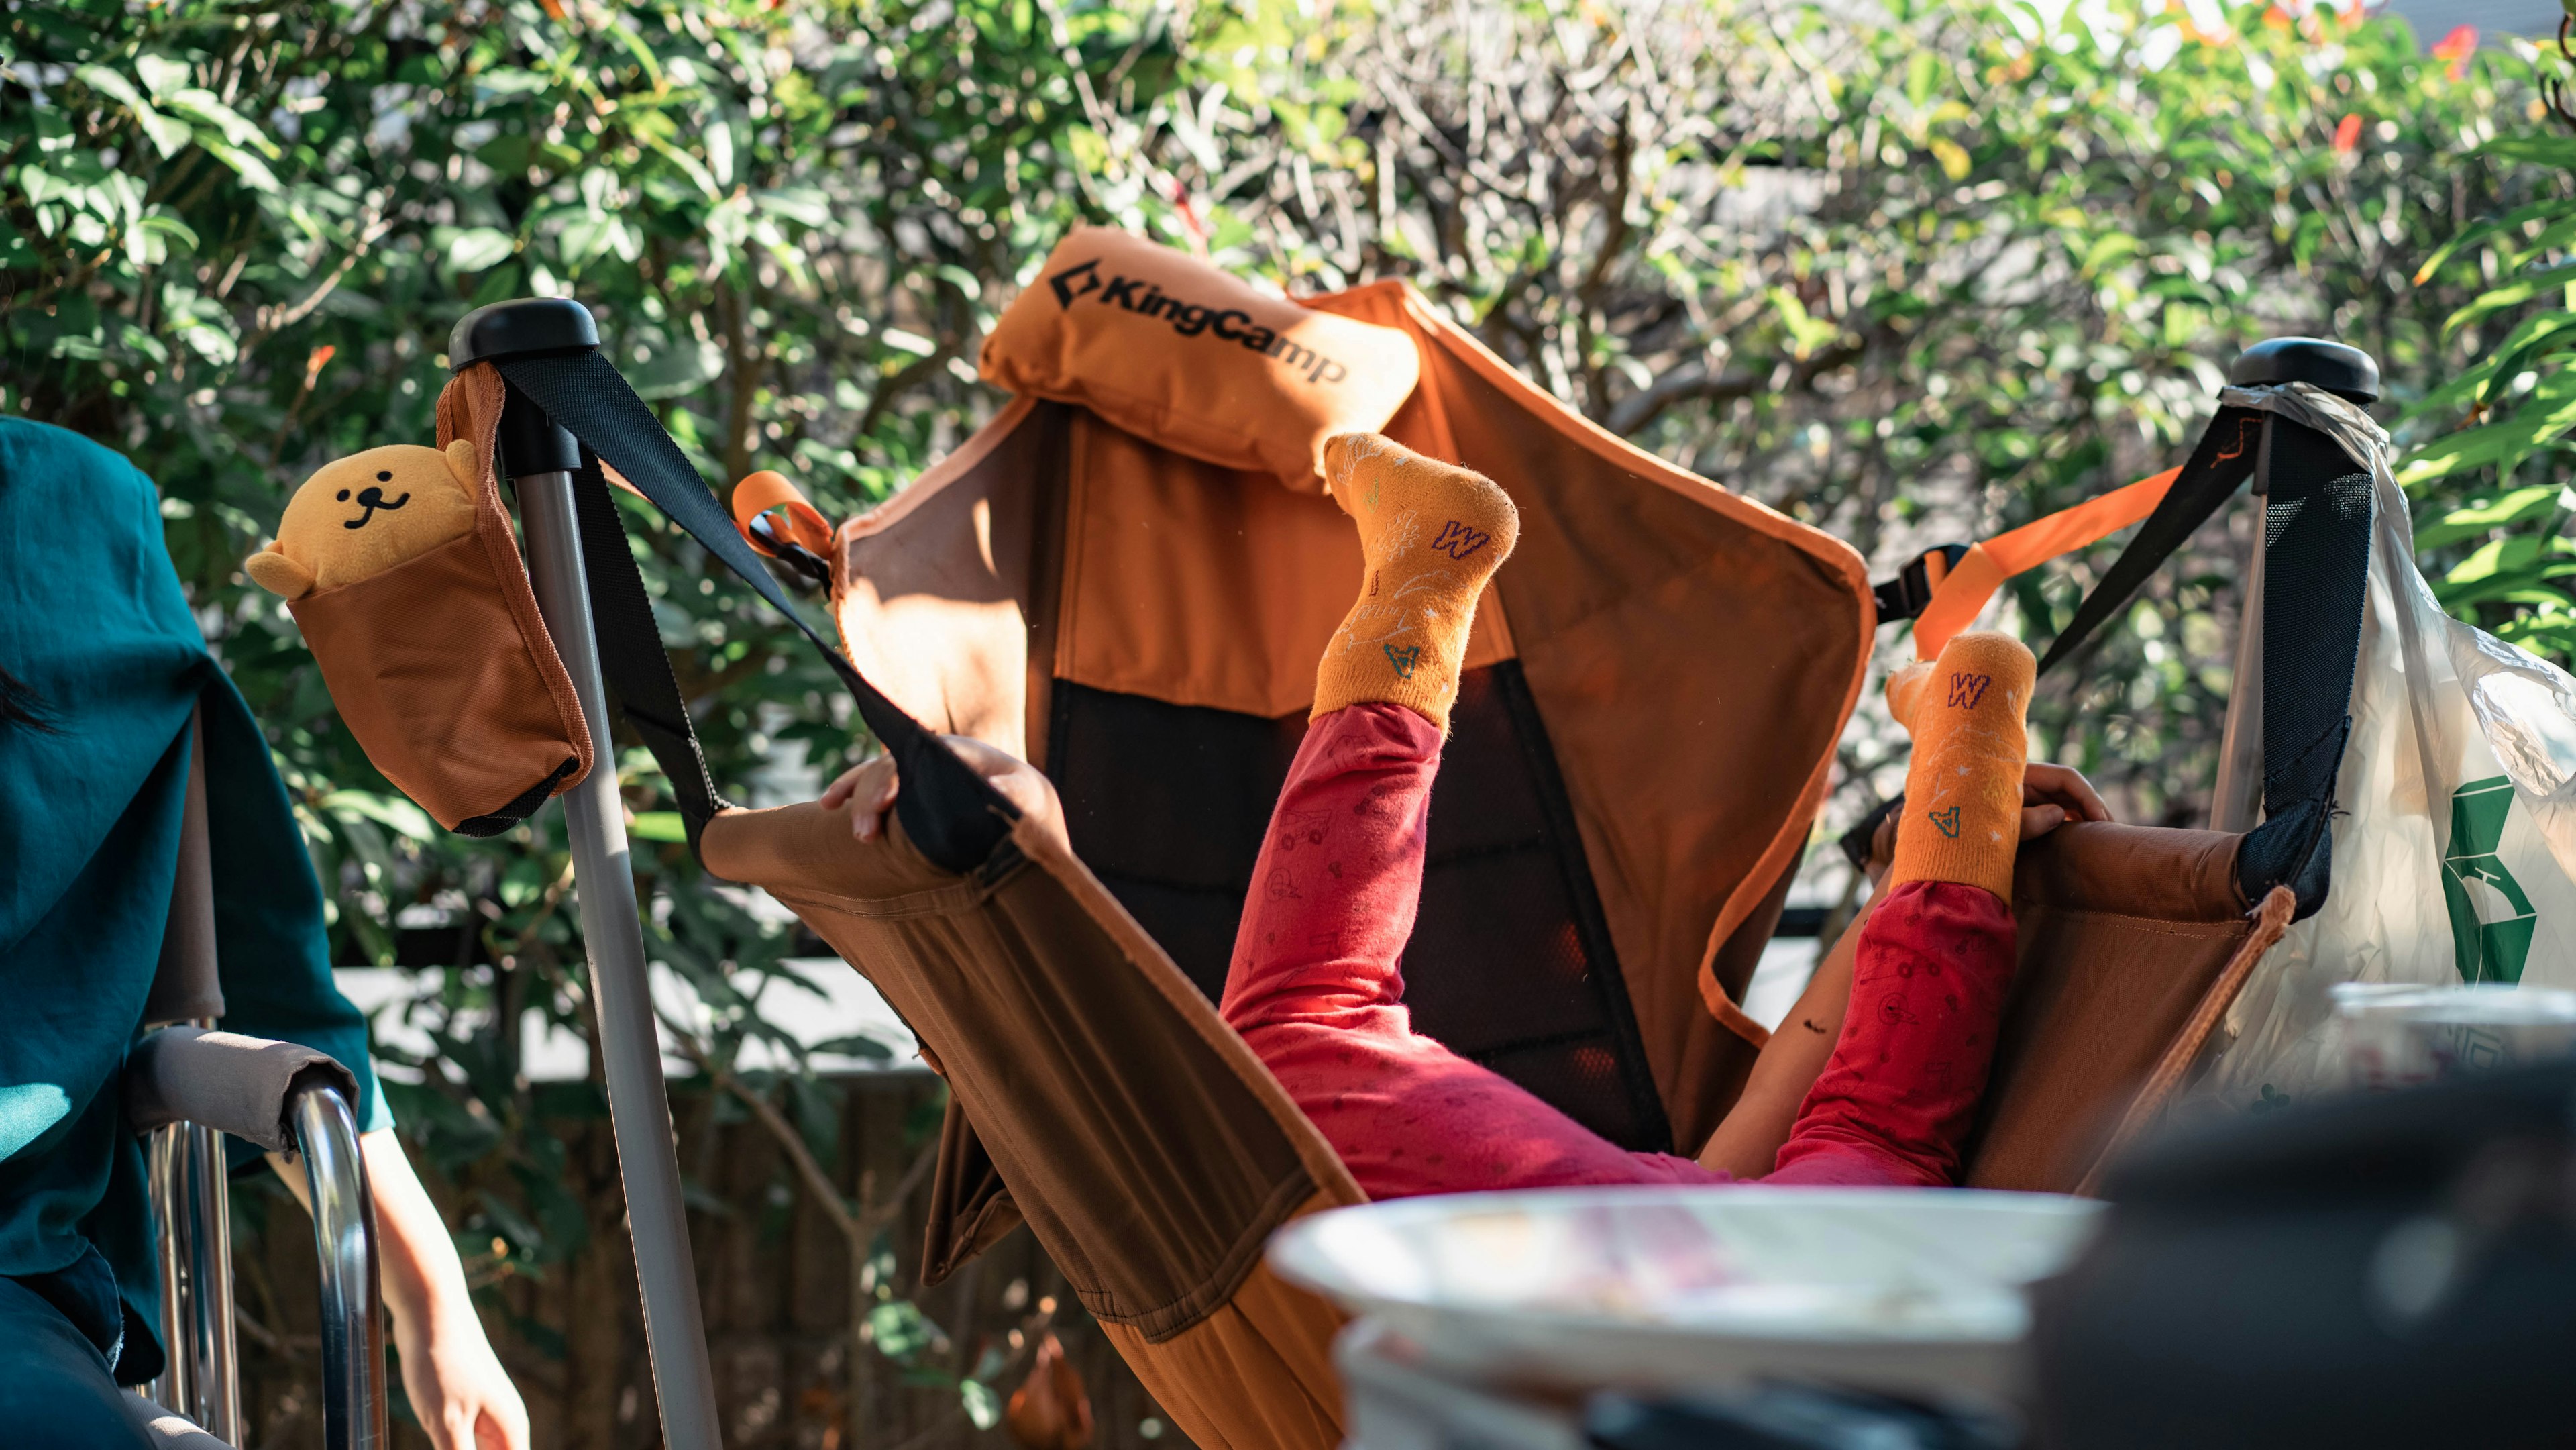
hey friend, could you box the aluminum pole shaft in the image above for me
[513,467,725,1450]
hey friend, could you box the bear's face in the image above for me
[247,440,481,599]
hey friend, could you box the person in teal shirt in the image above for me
[0,418,527,1449]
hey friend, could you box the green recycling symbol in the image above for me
[2441,776,2536,985]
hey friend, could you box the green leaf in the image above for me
[2415,484,2563,551]
[629,811,689,843]
[2398,373,2576,487]
[200,140,279,192]
[2404,310,2576,419]
[74,64,146,109]
[166,89,278,157]
[78,68,192,160]
[132,54,191,99]
[2446,262,2576,339]
[868,1301,939,1364]
[447,227,518,272]
[2479,134,2576,167]
[321,790,439,843]
[755,186,831,228]
[961,1380,1001,1431]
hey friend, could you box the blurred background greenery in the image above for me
[7,0,2575,1444]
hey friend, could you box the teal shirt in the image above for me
[0,418,388,1381]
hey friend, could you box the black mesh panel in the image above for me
[1045,662,1673,1153]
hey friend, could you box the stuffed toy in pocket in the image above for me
[244,399,592,836]
[245,441,480,599]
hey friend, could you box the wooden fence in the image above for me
[231,1070,1181,1450]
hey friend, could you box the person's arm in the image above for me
[1695,890,1871,1178]
[268,1133,529,1450]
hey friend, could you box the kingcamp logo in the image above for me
[1046,257,1350,386]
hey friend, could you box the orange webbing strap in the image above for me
[1913,465,2183,660]
[731,469,833,558]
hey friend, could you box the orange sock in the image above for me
[1886,631,2035,900]
[1312,433,1518,733]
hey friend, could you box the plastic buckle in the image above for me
[747,511,834,588]
[1870,543,1970,623]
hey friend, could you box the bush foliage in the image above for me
[6,0,2571,1441]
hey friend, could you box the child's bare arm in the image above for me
[1696,892,1871,1178]
[1694,758,2112,1179]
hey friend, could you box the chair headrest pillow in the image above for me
[979,227,1421,491]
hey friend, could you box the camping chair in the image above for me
[124,707,387,1449]
[424,259,2352,1448]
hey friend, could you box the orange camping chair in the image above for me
[418,252,2333,1450]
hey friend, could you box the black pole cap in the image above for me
[449,297,600,371]
[2228,336,2379,405]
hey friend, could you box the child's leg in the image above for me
[1222,434,1724,1199]
[1770,633,2035,1188]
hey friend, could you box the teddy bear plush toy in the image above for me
[245,439,480,599]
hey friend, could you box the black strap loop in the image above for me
[1870,544,1970,623]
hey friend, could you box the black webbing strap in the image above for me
[492,352,1020,874]
[2237,417,2373,919]
[2033,406,2267,678]
[565,441,722,845]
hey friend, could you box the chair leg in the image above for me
[148,1117,239,1443]
[290,1084,388,1450]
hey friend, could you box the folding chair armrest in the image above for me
[121,1396,231,1448]
[288,1080,390,1450]
[130,1028,387,1450]
[125,1025,358,1154]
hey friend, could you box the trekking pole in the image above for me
[449,301,724,1450]
[2207,337,2378,833]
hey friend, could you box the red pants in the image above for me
[1220,704,2017,1199]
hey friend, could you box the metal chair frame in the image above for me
[138,706,389,1450]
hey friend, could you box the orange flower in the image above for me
[2431,25,2477,81]
[2333,113,2363,154]
[302,344,335,389]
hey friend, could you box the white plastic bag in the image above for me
[2185,382,2576,1115]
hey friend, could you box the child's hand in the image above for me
[2019,762,2110,838]
[1866,762,2112,876]
[820,735,1057,843]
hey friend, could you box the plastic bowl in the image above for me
[1268,1186,2103,1403]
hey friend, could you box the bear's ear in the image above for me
[444,438,481,494]
[244,542,316,600]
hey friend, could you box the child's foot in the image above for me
[1885,631,2036,901]
[1313,433,1519,733]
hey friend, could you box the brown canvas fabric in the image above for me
[285,366,592,833]
[698,798,1363,1343]
[1303,282,1874,1152]
[1964,822,2265,1192]
[835,394,1053,756]
[981,228,1421,490]
[288,532,589,830]
[1098,1224,1350,1450]
[1051,413,1512,720]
